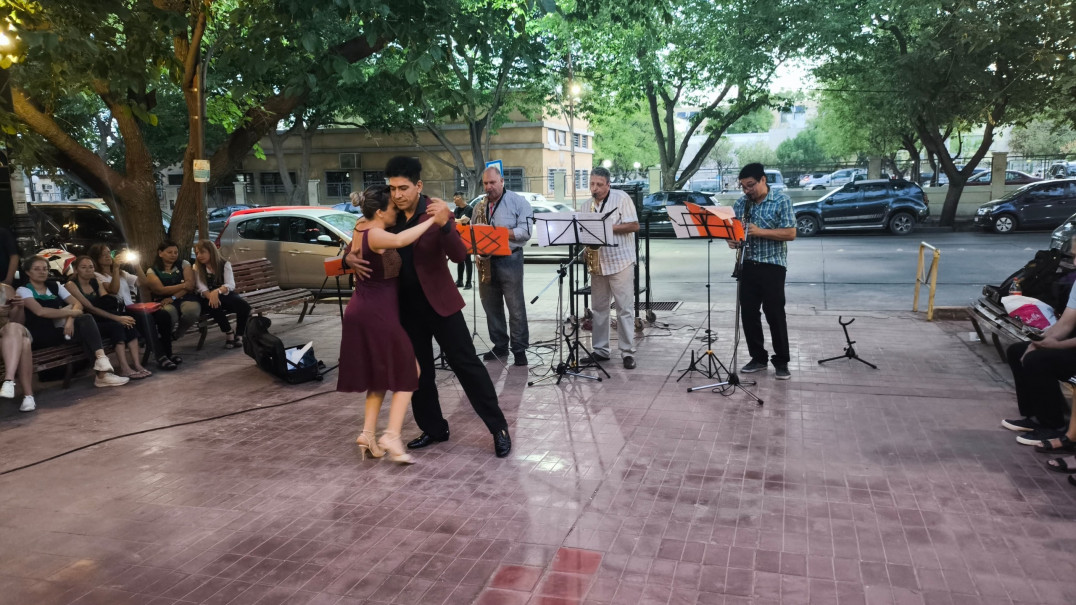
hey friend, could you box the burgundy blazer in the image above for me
[343,196,467,318]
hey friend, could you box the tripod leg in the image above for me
[817,354,848,365]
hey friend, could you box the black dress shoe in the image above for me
[482,350,508,361]
[513,352,528,366]
[464,283,472,290]
[406,431,449,449]
[493,428,512,458]
[579,353,610,364]
[455,281,464,287]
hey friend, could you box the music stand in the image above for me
[675,202,761,404]
[309,256,354,319]
[669,203,742,381]
[527,211,615,385]
[458,223,511,368]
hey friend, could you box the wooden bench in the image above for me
[0,339,120,390]
[193,258,314,350]
[967,296,1041,363]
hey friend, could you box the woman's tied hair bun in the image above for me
[360,184,392,220]
[349,191,363,207]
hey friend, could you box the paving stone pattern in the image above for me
[1,306,1075,604]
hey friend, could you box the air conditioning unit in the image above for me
[339,153,359,169]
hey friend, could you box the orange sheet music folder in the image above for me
[684,202,745,241]
[457,224,512,256]
[324,256,354,277]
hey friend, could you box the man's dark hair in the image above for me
[591,166,612,182]
[738,163,766,182]
[385,156,422,184]
[454,190,465,197]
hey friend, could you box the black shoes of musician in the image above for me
[775,364,791,380]
[406,431,450,449]
[483,350,508,361]
[493,428,512,458]
[623,355,636,370]
[455,280,464,287]
[464,283,472,290]
[579,352,610,365]
[513,352,528,366]
[740,360,768,373]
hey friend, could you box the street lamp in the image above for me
[633,162,641,178]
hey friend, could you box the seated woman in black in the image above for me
[15,256,129,388]
[193,241,251,348]
[65,255,151,379]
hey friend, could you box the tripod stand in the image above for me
[680,207,763,405]
[457,223,510,371]
[677,237,724,381]
[818,316,877,369]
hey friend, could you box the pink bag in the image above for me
[1001,295,1057,330]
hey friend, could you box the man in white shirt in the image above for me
[582,167,639,369]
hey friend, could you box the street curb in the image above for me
[930,306,970,321]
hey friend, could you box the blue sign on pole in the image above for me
[484,160,503,176]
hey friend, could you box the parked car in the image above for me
[687,179,724,193]
[207,204,255,232]
[216,207,358,289]
[807,168,866,190]
[331,201,361,215]
[641,191,720,237]
[799,172,827,188]
[974,179,1076,234]
[964,170,1042,186]
[1048,162,1076,179]
[764,169,787,195]
[793,179,929,236]
[524,199,574,262]
[1049,212,1076,252]
[27,201,127,256]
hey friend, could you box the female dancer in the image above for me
[64,256,150,379]
[88,243,179,370]
[192,241,251,349]
[16,256,128,388]
[338,184,446,463]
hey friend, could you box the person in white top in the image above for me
[16,256,129,388]
[89,243,180,371]
[193,241,251,349]
[0,282,36,412]
[581,167,640,369]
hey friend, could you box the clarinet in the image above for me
[732,202,750,279]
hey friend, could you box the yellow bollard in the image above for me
[913,242,941,320]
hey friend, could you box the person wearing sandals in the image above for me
[64,256,151,380]
[16,256,129,388]
[339,184,448,464]
[0,282,37,412]
[88,244,180,371]
[193,241,250,349]
[1002,285,1076,446]
[146,241,200,342]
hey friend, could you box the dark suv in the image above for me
[793,179,929,236]
[973,179,1076,234]
[641,191,718,237]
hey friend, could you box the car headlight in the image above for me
[976,207,989,215]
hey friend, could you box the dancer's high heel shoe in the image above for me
[356,431,384,460]
[378,432,414,464]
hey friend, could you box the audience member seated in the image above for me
[65,256,150,380]
[145,241,200,341]
[89,243,180,371]
[0,283,35,412]
[16,256,129,388]
[1003,284,1076,445]
[193,241,251,349]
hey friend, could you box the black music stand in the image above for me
[527,211,615,385]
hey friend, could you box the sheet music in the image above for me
[535,212,613,246]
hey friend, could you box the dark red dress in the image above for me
[336,231,419,393]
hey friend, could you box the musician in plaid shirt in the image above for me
[731,163,796,380]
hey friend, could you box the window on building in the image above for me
[259,172,295,193]
[325,171,353,198]
[547,168,567,193]
[581,134,588,149]
[363,171,386,188]
[557,131,567,145]
[166,174,184,186]
[548,128,557,145]
[235,172,255,193]
[503,167,524,192]
[572,133,580,148]
[574,169,590,190]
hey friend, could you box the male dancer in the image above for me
[345,157,511,457]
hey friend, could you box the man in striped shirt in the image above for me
[732,163,797,380]
[582,167,639,369]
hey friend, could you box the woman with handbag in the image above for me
[64,256,150,379]
[88,243,180,371]
[146,241,200,342]
[193,241,251,349]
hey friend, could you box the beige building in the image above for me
[180,111,595,210]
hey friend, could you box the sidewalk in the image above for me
[1,304,1075,605]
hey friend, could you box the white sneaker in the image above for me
[93,356,114,373]
[0,380,14,399]
[94,373,129,387]
[19,396,35,412]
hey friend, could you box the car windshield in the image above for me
[998,182,1043,202]
[815,186,846,202]
[320,212,359,236]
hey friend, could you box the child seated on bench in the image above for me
[16,256,129,388]
[0,283,36,412]
[193,241,251,349]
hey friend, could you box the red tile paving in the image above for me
[2,307,1076,604]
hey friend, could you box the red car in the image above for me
[965,170,1042,186]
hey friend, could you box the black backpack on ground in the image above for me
[243,315,332,384]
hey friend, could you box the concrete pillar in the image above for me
[648,166,661,193]
[307,179,320,206]
[553,172,566,205]
[868,157,882,179]
[233,181,246,205]
[990,152,1007,201]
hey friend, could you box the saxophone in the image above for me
[473,199,493,284]
[584,246,601,274]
